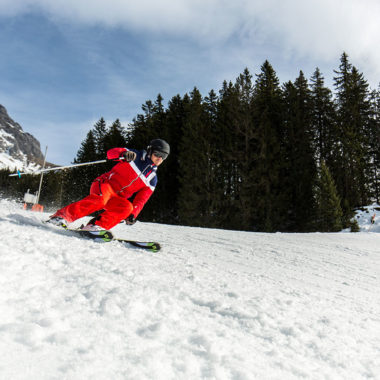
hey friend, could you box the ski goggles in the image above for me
[152,151,168,160]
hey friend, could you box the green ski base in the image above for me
[71,229,161,252]
[46,221,161,252]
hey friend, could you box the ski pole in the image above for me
[9,159,107,177]
[35,145,48,204]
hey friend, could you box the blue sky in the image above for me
[1,0,379,165]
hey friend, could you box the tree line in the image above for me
[1,53,379,232]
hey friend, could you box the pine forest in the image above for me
[1,53,379,232]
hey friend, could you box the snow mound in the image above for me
[0,198,379,379]
[353,203,380,232]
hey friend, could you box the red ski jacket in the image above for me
[96,147,158,217]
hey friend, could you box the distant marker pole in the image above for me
[35,146,48,206]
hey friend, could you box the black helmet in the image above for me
[147,139,170,160]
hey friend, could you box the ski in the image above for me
[114,238,161,252]
[67,228,161,252]
[44,221,161,252]
[71,229,114,242]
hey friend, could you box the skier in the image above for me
[48,139,170,236]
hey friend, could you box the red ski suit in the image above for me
[53,148,157,230]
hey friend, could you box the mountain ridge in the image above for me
[0,104,45,170]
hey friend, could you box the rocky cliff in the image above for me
[0,104,45,170]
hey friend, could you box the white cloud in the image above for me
[0,0,239,40]
[251,1,380,78]
[1,0,379,84]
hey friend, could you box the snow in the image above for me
[353,204,380,233]
[0,129,40,172]
[6,121,25,132]
[0,198,379,380]
[0,128,15,147]
[0,151,40,172]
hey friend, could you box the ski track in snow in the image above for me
[0,199,379,380]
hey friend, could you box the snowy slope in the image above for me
[353,204,380,233]
[0,199,379,380]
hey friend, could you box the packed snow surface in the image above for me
[0,199,379,380]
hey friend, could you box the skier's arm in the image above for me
[107,147,127,160]
[130,187,154,218]
[107,148,137,162]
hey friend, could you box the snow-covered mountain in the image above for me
[0,198,379,379]
[0,104,44,171]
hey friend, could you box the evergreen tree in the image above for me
[315,161,343,232]
[92,117,108,158]
[215,80,241,229]
[203,89,220,227]
[75,130,97,162]
[0,169,39,201]
[128,113,147,148]
[177,88,213,226]
[208,69,256,230]
[251,61,285,231]
[349,218,360,232]
[146,94,185,223]
[310,68,337,166]
[129,96,165,148]
[333,52,372,211]
[153,94,165,133]
[104,119,126,150]
[69,130,99,200]
[368,87,380,203]
[233,68,256,230]
[282,71,317,231]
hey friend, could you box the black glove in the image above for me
[125,214,136,225]
[120,151,137,162]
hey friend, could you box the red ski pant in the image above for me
[53,181,133,230]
